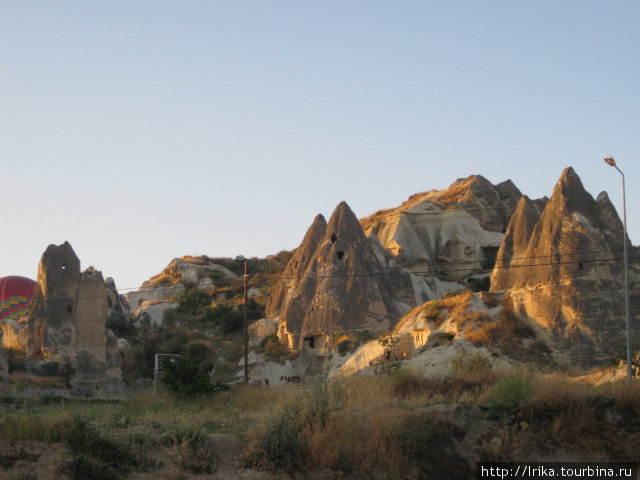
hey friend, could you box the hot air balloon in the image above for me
[0,276,36,321]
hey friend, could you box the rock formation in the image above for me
[359,175,526,300]
[27,242,125,396]
[490,167,639,367]
[0,332,7,383]
[127,257,238,310]
[266,201,413,352]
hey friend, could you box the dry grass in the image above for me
[8,372,68,389]
[2,369,640,477]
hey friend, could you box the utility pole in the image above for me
[604,156,633,383]
[243,258,249,383]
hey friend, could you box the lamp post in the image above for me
[236,255,249,383]
[604,156,633,383]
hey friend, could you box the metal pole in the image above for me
[243,259,249,383]
[617,166,633,383]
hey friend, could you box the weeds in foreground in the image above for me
[164,426,216,474]
[64,416,136,480]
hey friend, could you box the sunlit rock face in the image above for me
[26,242,125,396]
[491,167,639,367]
[359,175,527,300]
[0,332,7,383]
[266,201,413,352]
[126,257,238,309]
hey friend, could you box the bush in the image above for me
[247,408,301,473]
[337,339,355,356]
[64,416,136,479]
[204,304,243,334]
[260,335,296,362]
[106,309,135,337]
[160,354,228,397]
[177,289,211,316]
[451,351,493,376]
[392,413,469,478]
[484,375,532,421]
[6,348,26,372]
[165,427,216,474]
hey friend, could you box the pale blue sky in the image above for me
[2,1,639,290]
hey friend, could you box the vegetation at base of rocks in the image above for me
[1,370,640,478]
[451,350,493,375]
[105,309,136,338]
[160,354,229,398]
[336,338,356,355]
[467,275,491,292]
[482,375,533,422]
[444,288,471,299]
[257,334,298,363]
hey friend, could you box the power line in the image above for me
[10,250,637,306]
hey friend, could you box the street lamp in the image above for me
[604,156,633,383]
[235,255,249,383]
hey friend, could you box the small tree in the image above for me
[177,289,211,316]
[160,354,228,397]
[377,331,400,360]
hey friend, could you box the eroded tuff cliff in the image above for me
[490,167,639,367]
[27,242,125,396]
[359,175,531,300]
[266,201,413,352]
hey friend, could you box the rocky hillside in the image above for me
[360,175,535,302]
[266,201,414,352]
[490,167,640,367]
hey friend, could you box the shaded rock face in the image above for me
[490,167,638,367]
[359,175,526,295]
[267,202,413,351]
[27,242,125,396]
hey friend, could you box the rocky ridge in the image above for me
[490,167,640,367]
[359,175,531,302]
[266,201,414,352]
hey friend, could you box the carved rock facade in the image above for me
[27,242,125,396]
[266,202,413,353]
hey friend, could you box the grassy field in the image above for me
[1,364,639,479]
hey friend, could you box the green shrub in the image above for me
[423,300,444,319]
[64,416,136,479]
[260,335,295,362]
[392,413,468,477]
[160,354,228,397]
[106,309,135,338]
[248,408,301,473]
[204,304,243,334]
[484,375,532,421]
[6,348,27,372]
[337,339,355,356]
[177,289,211,316]
[355,330,376,343]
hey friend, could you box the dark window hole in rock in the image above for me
[330,233,338,244]
[336,251,345,261]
